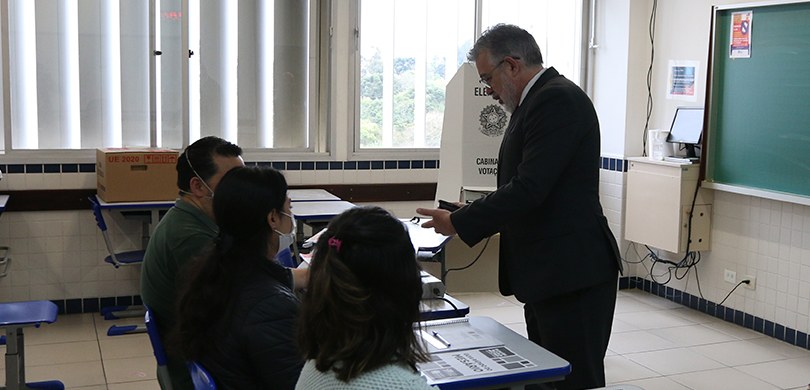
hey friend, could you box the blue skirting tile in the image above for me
[330,162,343,170]
[411,160,424,169]
[425,160,437,169]
[7,164,24,173]
[83,298,100,313]
[785,328,796,345]
[62,163,79,173]
[26,164,43,173]
[44,164,61,173]
[398,160,410,169]
[384,160,397,169]
[286,162,301,171]
[344,161,357,170]
[754,316,764,332]
[797,332,808,349]
[357,161,370,170]
[764,320,774,337]
[315,162,329,170]
[51,300,66,315]
[744,313,754,329]
[116,296,134,307]
[79,163,95,172]
[775,324,785,341]
[65,299,83,314]
[371,161,384,170]
[301,162,315,170]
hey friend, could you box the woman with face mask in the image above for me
[170,166,305,390]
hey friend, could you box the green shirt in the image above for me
[140,198,218,331]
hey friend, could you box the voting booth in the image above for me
[436,63,509,203]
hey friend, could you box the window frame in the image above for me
[0,0,329,163]
[348,0,589,160]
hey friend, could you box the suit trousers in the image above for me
[524,275,618,390]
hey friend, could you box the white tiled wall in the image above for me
[612,170,810,338]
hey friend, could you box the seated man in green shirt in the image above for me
[141,136,245,390]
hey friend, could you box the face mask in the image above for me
[274,211,297,257]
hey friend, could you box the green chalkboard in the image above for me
[705,1,810,199]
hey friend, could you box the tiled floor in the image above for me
[2,289,809,389]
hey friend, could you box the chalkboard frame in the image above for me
[703,0,810,206]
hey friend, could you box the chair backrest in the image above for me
[144,308,174,390]
[187,361,218,390]
[88,196,108,232]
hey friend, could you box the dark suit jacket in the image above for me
[452,67,621,304]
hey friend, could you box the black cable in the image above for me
[442,236,491,281]
[642,0,658,157]
[718,280,749,306]
[436,296,459,313]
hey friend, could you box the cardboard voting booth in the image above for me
[436,63,509,203]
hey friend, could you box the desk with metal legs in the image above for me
[0,301,64,390]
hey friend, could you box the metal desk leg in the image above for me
[5,327,24,390]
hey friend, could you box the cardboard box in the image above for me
[97,148,179,202]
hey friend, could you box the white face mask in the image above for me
[274,211,297,256]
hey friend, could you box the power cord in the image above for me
[642,0,658,157]
[718,280,750,306]
[442,236,491,282]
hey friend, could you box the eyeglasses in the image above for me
[479,56,520,88]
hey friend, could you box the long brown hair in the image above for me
[298,206,428,381]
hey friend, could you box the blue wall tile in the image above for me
[79,163,95,172]
[26,164,43,173]
[62,164,79,173]
[315,162,329,170]
[371,161,384,170]
[286,162,301,171]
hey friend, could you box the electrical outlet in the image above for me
[742,275,756,290]
[724,269,737,284]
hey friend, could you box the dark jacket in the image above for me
[452,67,621,304]
[200,260,302,390]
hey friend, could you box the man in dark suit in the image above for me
[417,24,621,390]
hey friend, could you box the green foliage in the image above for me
[360,47,455,148]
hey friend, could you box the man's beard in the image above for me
[500,80,519,113]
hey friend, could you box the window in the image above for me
[0,0,320,152]
[357,0,583,151]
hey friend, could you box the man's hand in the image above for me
[416,207,458,236]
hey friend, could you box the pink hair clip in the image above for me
[328,237,342,252]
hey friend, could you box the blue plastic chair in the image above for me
[88,196,147,268]
[187,361,217,390]
[0,300,65,390]
[88,196,147,335]
[145,308,174,390]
